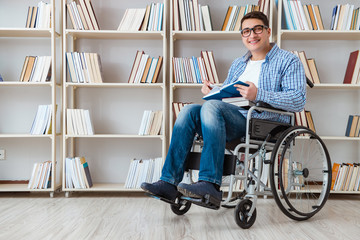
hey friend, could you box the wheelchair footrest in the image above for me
[181,194,221,210]
[145,193,180,207]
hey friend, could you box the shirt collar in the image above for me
[241,43,278,63]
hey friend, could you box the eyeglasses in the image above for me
[240,25,268,37]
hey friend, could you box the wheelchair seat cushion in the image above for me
[249,118,291,142]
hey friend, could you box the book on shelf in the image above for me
[331,162,340,190]
[128,51,163,84]
[292,50,315,84]
[19,56,51,82]
[345,115,360,137]
[0,74,3,82]
[65,157,93,189]
[118,3,164,31]
[172,50,218,84]
[28,161,52,189]
[25,2,51,29]
[307,58,321,84]
[305,110,316,132]
[282,0,324,31]
[294,109,308,129]
[221,3,268,31]
[67,0,100,30]
[117,8,146,31]
[138,110,163,136]
[202,79,249,101]
[343,50,360,84]
[124,157,162,189]
[331,4,360,30]
[294,109,316,132]
[221,97,255,108]
[66,52,103,83]
[66,109,94,135]
[173,0,212,31]
[30,104,54,135]
[332,162,360,191]
[172,102,192,121]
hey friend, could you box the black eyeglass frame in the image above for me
[240,25,269,37]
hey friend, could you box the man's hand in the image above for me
[201,81,213,95]
[234,81,257,101]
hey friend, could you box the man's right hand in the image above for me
[201,81,213,95]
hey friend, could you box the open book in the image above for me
[203,79,249,100]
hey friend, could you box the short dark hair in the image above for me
[240,11,269,30]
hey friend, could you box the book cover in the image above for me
[307,58,320,84]
[331,162,340,190]
[203,79,249,100]
[343,50,359,84]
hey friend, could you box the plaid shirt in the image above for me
[223,43,306,123]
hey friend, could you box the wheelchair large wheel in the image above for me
[269,126,331,221]
[234,199,257,229]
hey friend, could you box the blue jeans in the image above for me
[160,100,247,186]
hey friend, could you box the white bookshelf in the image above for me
[61,0,167,195]
[0,0,61,197]
[277,0,360,194]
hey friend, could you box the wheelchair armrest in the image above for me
[255,101,288,113]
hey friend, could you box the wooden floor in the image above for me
[0,192,359,240]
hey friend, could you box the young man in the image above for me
[141,11,306,206]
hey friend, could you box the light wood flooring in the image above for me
[0,192,359,240]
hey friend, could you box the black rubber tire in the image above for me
[269,126,331,221]
[234,199,257,229]
[170,199,192,215]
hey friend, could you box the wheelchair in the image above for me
[158,98,332,229]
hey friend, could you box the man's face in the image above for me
[241,18,271,54]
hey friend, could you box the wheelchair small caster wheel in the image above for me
[234,199,256,229]
[170,197,192,215]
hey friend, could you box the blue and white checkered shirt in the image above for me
[223,43,306,123]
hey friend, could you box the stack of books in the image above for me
[331,162,360,191]
[66,52,103,83]
[172,50,219,84]
[65,157,93,189]
[221,2,270,31]
[172,0,212,31]
[30,104,53,135]
[282,0,324,30]
[138,110,163,136]
[28,161,52,189]
[66,0,100,30]
[330,4,360,30]
[343,50,360,84]
[25,1,51,29]
[117,3,164,31]
[128,51,163,84]
[125,157,162,189]
[291,50,320,84]
[66,109,94,135]
[19,56,52,82]
[172,102,192,121]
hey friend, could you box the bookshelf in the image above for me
[278,0,360,193]
[61,0,167,195]
[0,0,61,197]
[169,0,275,133]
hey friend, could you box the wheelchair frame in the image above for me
[171,103,332,229]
